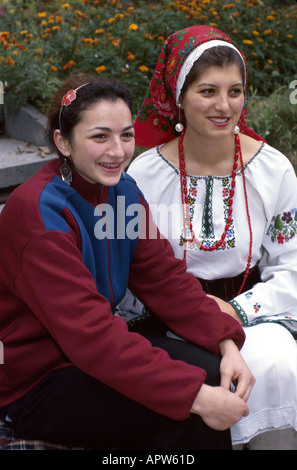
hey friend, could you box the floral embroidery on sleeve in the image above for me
[253,303,261,314]
[266,208,297,244]
[245,291,253,299]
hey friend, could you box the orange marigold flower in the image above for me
[95,29,104,34]
[144,32,154,40]
[127,52,135,61]
[52,26,60,31]
[20,30,28,35]
[0,32,10,40]
[129,24,138,31]
[243,39,253,45]
[264,29,272,34]
[37,12,47,18]
[222,3,236,8]
[75,10,87,18]
[50,65,57,72]
[62,3,70,8]
[63,60,76,70]
[139,65,149,72]
[7,56,14,67]
[95,65,106,74]
[16,43,25,51]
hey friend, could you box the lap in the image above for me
[6,332,229,450]
[241,322,297,364]
[145,332,221,386]
[240,322,297,406]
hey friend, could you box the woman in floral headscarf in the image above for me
[127,25,297,449]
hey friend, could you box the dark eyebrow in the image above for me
[88,125,134,132]
[197,82,243,88]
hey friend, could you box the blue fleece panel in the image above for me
[38,174,141,309]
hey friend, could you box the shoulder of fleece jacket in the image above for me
[0,159,61,286]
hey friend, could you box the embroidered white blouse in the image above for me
[128,142,297,332]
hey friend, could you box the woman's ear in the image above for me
[53,129,71,157]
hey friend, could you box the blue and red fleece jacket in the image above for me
[0,158,244,420]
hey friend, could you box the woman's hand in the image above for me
[218,339,255,402]
[191,339,255,430]
[191,383,249,430]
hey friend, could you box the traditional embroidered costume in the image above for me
[127,25,297,446]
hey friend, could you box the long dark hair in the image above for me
[45,73,134,158]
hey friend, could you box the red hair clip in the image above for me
[61,89,77,106]
[59,82,89,130]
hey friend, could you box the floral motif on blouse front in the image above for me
[266,208,297,244]
[180,175,236,250]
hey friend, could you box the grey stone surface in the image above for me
[0,136,56,189]
[4,104,48,147]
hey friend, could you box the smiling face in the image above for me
[180,64,245,141]
[55,99,135,186]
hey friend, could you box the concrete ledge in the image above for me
[0,137,56,189]
[4,104,47,147]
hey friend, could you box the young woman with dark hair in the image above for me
[0,73,253,450]
[128,25,297,449]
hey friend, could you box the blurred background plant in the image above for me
[0,0,296,164]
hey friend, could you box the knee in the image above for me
[263,336,297,396]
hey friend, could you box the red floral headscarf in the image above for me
[134,25,264,147]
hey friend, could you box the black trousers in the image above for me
[6,332,231,450]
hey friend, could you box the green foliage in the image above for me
[247,85,297,167]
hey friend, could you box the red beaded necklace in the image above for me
[178,129,253,295]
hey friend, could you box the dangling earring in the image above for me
[59,157,72,185]
[175,103,184,133]
[234,125,240,134]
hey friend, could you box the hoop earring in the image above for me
[59,158,72,185]
[175,103,184,133]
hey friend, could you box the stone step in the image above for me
[0,136,56,190]
[0,104,57,211]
